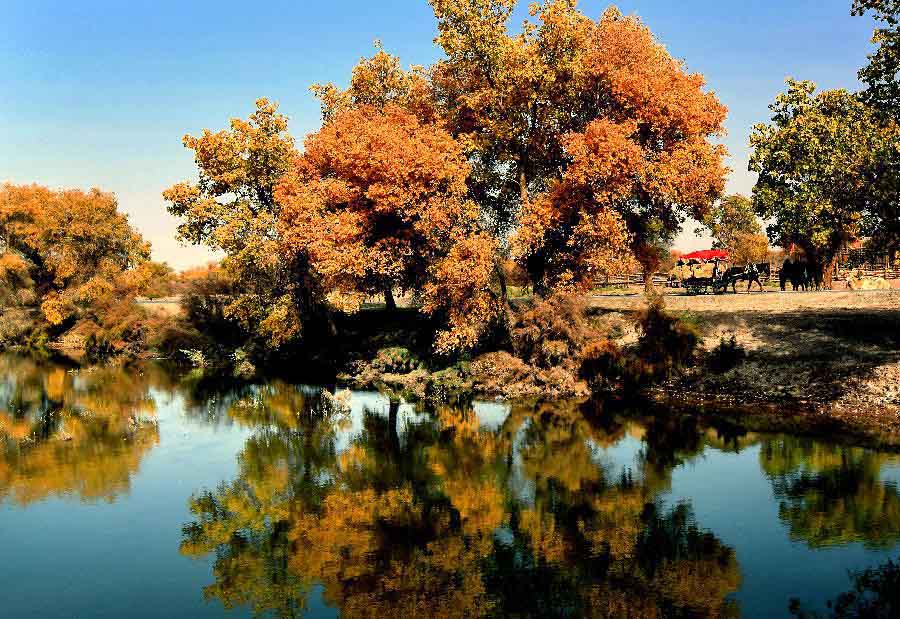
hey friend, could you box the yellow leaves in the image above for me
[562,119,644,198]
[646,138,729,215]
[257,295,302,349]
[0,182,153,335]
[424,233,503,353]
[41,293,72,326]
[512,182,634,291]
[591,10,727,141]
[277,104,497,350]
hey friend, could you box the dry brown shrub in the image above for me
[510,292,596,370]
[470,351,589,400]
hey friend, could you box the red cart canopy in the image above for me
[681,249,729,261]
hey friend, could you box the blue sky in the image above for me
[1,0,879,268]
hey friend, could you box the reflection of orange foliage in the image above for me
[0,356,162,505]
[181,389,745,617]
[0,424,159,506]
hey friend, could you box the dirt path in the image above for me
[589,289,900,313]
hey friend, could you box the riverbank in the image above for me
[591,289,900,444]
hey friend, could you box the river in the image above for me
[1,353,898,617]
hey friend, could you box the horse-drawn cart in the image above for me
[670,250,730,295]
[669,249,771,294]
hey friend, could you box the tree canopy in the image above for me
[163,98,317,348]
[164,1,729,352]
[429,2,728,290]
[853,0,900,120]
[0,183,151,325]
[750,81,897,284]
[701,194,769,265]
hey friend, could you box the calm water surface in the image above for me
[1,353,898,618]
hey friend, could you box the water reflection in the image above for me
[0,355,161,505]
[180,388,743,617]
[762,436,900,549]
[1,355,899,617]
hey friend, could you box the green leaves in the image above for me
[750,81,898,279]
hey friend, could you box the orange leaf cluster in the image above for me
[0,183,151,325]
[277,105,499,348]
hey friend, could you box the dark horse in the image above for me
[780,259,820,291]
[724,262,771,293]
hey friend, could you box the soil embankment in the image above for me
[591,289,900,443]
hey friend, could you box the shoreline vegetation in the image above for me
[3,285,899,447]
[3,0,900,449]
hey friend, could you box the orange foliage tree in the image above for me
[509,6,727,291]
[0,183,152,325]
[276,105,501,352]
[163,1,727,353]
[428,1,727,292]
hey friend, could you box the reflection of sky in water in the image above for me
[882,461,900,487]
[472,400,510,431]
[335,391,427,453]
[588,433,644,485]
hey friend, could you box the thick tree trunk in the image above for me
[823,255,839,290]
[383,286,397,311]
[496,262,509,303]
[644,268,655,294]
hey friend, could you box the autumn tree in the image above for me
[429,1,727,292]
[703,194,761,250]
[311,43,437,124]
[163,98,317,349]
[0,183,151,325]
[701,194,769,265]
[750,81,896,286]
[276,104,501,352]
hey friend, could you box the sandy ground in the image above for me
[591,288,900,443]
[589,288,900,313]
[135,297,183,316]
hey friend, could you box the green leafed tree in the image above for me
[750,80,897,286]
[852,1,900,256]
[702,194,762,251]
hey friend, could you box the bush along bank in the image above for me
[337,293,705,403]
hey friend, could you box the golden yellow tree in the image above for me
[163,98,318,348]
[0,183,151,325]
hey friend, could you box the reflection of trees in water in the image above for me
[762,436,900,549]
[181,391,742,617]
[789,557,900,618]
[0,355,161,505]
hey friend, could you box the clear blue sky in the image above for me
[1,0,879,269]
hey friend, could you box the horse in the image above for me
[725,262,769,293]
[780,259,791,291]
[782,259,826,291]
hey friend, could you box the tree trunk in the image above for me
[519,161,529,206]
[643,266,655,294]
[388,399,401,457]
[383,286,397,311]
[495,260,509,304]
[824,255,839,290]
